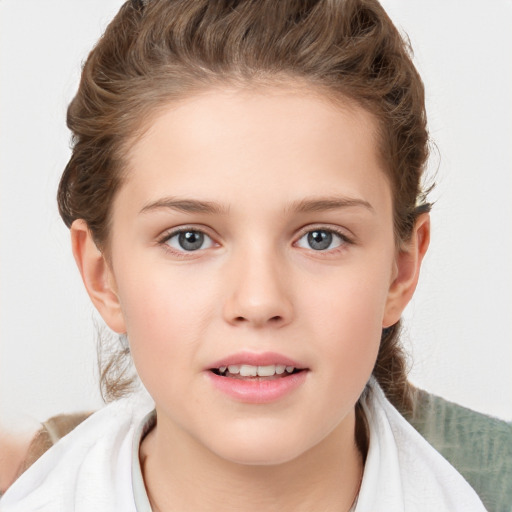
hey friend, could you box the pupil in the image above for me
[308,230,332,250]
[179,231,204,251]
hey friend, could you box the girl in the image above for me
[0,1,491,510]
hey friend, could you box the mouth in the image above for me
[210,364,305,380]
[206,352,309,402]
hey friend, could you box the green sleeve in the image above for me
[407,389,512,512]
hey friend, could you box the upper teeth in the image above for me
[218,364,296,377]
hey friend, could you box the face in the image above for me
[103,86,401,465]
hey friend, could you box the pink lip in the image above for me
[205,351,309,404]
[206,370,308,404]
[207,351,306,370]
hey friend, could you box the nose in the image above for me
[222,247,294,328]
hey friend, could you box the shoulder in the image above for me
[0,395,153,512]
[358,381,487,511]
[407,388,512,512]
[0,428,40,496]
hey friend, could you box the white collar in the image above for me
[355,379,486,511]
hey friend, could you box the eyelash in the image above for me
[157,227,217,258]
[294,226,354,254]
[156,226,354,257]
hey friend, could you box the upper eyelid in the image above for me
[294,224,354,241]
[155,224,354,247]
[295,229,350,246]
[157,227,218,256]
[157,225,217,242]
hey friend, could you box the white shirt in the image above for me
[0,381,487,511]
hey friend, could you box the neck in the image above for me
[140,409,364,512]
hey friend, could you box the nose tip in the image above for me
[223,257,293,328]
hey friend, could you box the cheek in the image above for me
[115,275,208,404]
[114,265,216,368]
[319,296,382,367]
[118,259,216,324]
[302,266,390,372]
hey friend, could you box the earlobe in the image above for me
[383,213,430,327]
[70,219,126,333]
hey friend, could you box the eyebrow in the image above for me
[139,195,374,216]
[287,196,375,214]
[140,197,229,215]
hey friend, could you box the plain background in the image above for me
[1,0,511,425]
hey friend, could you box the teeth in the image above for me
[220,364,297,377]
[240,365,258,377]
[256,365,276,377]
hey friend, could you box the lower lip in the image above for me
[206,371,308,404]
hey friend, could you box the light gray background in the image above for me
[1,0,511,424]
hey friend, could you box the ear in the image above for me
[383,213,430,327]
[70,219,126,333]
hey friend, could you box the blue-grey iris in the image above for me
[308,230,332,250]
[179,231,204,251]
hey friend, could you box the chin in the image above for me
[206,429,314,467]
[218,448,304,467]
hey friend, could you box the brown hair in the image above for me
[58,0,430,411]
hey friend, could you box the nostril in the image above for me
[233,315,283,324]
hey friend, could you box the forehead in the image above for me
[120,86,391,215]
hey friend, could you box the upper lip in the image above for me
[207,351,307,370]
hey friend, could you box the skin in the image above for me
[0,415,41,493]
[72,86,429,512]
[0,432,34,493]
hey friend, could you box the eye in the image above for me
[164,229,215,252]
[296,229,347,251]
